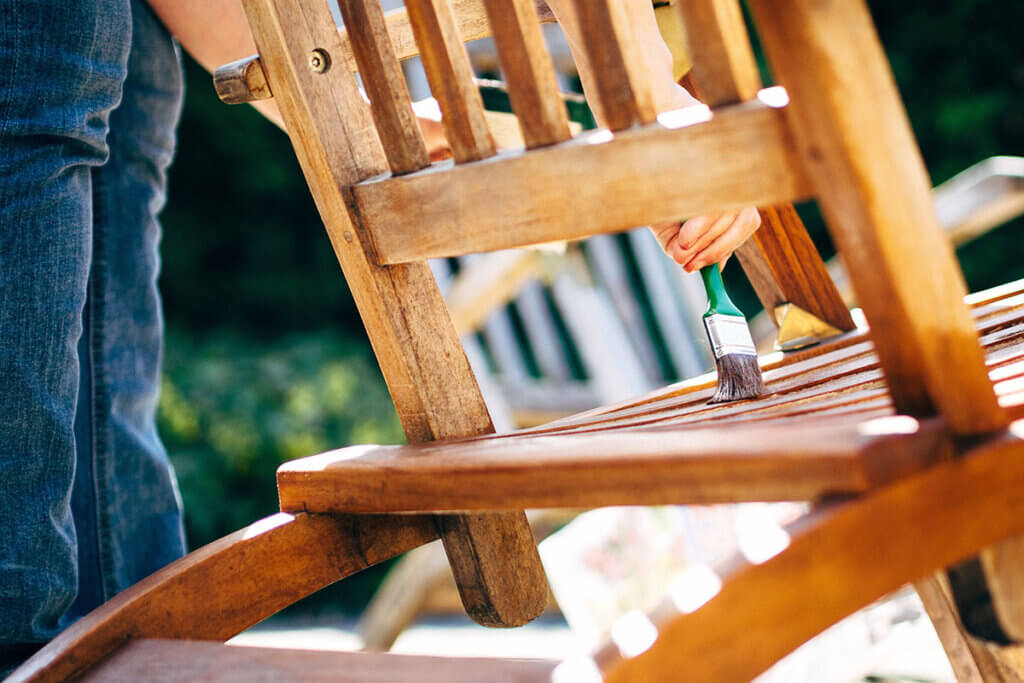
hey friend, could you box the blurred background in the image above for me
[157,0,1024,634]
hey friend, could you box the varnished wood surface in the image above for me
[279,418,952,513]
[81,639,555,682]
[8,514,437,683]
[278,282,1024,515]
[241,0,547,629]
[599,424,1024,682]
[739,204,857,332]
[355,100,813,264]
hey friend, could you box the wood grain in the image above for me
[354,101,814,264]
[672,0,760,107]
[8,514,436,683]
[405,0,495,163]
[748,0,1006,435]
[982,539,1024,641]
[278,418,952,513]
[673,0,853,333]
[567,0,657,130]
[914,573,1009,683]
[527,285,1024,436]
[739,205,857,331]
[599,425,1024,682]
[239,0,547,628]
[82,639,555,683]
[482,0,572,148]
[337,0,430,174]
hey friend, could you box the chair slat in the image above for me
[354,101,813,264]
[337,0,430,174]
[569,0,658,129]
[82,639,555,683]
[482,0,572,148]
[405,0,496,162]
[278,417,952,513]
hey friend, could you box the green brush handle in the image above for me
[700,265,745,318]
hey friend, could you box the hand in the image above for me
[652,208,761,273]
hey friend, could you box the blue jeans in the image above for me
[0,0,186,674]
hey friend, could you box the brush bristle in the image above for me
[709,353,766,404]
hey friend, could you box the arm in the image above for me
[147,0,285,129]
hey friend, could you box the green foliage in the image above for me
[158,330,403,548]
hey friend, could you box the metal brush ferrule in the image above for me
[703,313,757,358]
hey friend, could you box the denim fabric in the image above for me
[0,0,186,675]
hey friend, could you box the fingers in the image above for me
[671,212,736,269]
[684,207,761,273]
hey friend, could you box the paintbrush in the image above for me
[699,264,766,403]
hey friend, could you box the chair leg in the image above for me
[8,513,437,683]
[915,573,1004,682]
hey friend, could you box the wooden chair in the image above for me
[12,0,1024,680]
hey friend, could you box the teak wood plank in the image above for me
[337,0,430,174]
[277,418,951,513]
[512,289,1024,436]
[598,425,1024,683]
[81,639,555,683]
[239,0,546,628]
[482,0,572,148]
[405,0,496,163]
[551,279,1024,426]
[675,0,854,333]
[748,0,1005,435]
[355,101,814,264]
[7,514,436,683]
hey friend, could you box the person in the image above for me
[0,0,759,675]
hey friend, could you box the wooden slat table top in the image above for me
[277,280,1024,514]
[81,639,555,683]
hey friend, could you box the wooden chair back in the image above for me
[239,0,1012,662]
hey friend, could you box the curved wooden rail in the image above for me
[8,514,436,683]
[591,424,1024,682]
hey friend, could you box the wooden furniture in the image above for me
[12,0,1024,681]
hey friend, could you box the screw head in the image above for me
[309,49,330,73]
